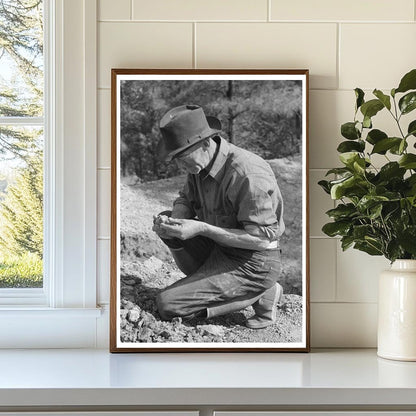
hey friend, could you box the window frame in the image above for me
[0,0,100,348]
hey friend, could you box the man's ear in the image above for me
[202,138,211,150]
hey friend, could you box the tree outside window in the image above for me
[0,0,44,288]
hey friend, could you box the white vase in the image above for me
[378,259,416,361]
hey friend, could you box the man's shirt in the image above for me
[174,137,285,241]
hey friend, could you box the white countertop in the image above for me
[0,348,415,407]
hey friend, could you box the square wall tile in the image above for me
[98,169,111,238]
[97,239,110,304]
[98,22,193,89]
[309,170,334,237]
[336,245,389,303]
[99,0,130,20]
[271,0,414,21]
[133,0,268,21]
[311,303,377,347]
[310,239,336,302]
[196,23,337,89]
[98,89,111,168]
[340,24,416,90]
[309,90,352,169]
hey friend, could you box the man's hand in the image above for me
[159,218,205,240]
[152,215,175,239]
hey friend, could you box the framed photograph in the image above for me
[110,69,310,352]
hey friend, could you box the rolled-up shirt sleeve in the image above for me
[232,174,284,241]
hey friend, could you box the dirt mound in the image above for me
[120,255,303,344]
[119,157,304,344]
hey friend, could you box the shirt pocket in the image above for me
[215,214,238,229]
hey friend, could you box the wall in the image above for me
[96,0,416,348]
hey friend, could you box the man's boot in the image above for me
[246,282,283,329]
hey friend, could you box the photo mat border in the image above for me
[110,69,310,353]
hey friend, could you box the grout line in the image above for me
[97,167,111,170]
[97,236,111,240]
[267,0,271,22]
[97,19,415,24]
[309,236,338,239]
[193,22,197,69]
[333,229,338,301]
[130,0,133,20]
[415,0,416,21]
[311,301,378,305]
[336,23,340,90]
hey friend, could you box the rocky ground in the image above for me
[119,157,304,345]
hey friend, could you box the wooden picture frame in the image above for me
[110,69,310,352]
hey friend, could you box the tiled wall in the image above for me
[96,0,416,347]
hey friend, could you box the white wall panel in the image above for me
[99,0,131,21]
[133,0,268,21]
[98,22,193,88]
[336,245,389,303]
[271,0,415,21]
[98,89,111,168]
[196,23,338,89]
[340,24,416,90]
[310,239,336,302]
[98,169,111,239]
[311,303,377,347]
[309,170,334,237]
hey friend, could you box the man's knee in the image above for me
[156,289,180,321]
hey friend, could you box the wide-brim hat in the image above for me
[157,105,221,162]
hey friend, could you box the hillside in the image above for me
[119,156,304,344]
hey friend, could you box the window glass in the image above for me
[0,0,44,289]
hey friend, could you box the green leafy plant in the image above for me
[319,69,416,262]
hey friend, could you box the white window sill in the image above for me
[0,307,103,348]
[0,307,102,316]
[0,349,415,409]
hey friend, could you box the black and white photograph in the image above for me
[110,69,309,352]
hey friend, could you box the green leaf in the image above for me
[337,140,365,153]
[386,240,402,263]
[355,88,365,110]
[341,235,355,251]
[322,221,351,237]
[352,224,374,240]
[407,120,416,137]
[341,122,361,140]
[357,195,389,212]
[399,92,416,115]
[326,203,357,220]
[396,69,416,94]
[369,203,383,220]
[360,99,384,119]
[391,88,396,98]
[389,139,408,155]
[363,116,372,129]
[377,162,406,181]
[354,241,383,256]
[325,167,352,176]
[330,175,366,200]
[318,180,331,194]
[398,226,416,255]
[366,129,388,145]
[339,152,360,167]
[373,89,391,110]
[371,137,402,154]
[399,154,416,169]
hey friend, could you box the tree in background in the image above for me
[0,0,44,284]
[0,154,43,257]
[120,79,303,182]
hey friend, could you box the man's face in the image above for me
[174,142,210,174]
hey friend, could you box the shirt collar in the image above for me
[205,136,230,183]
